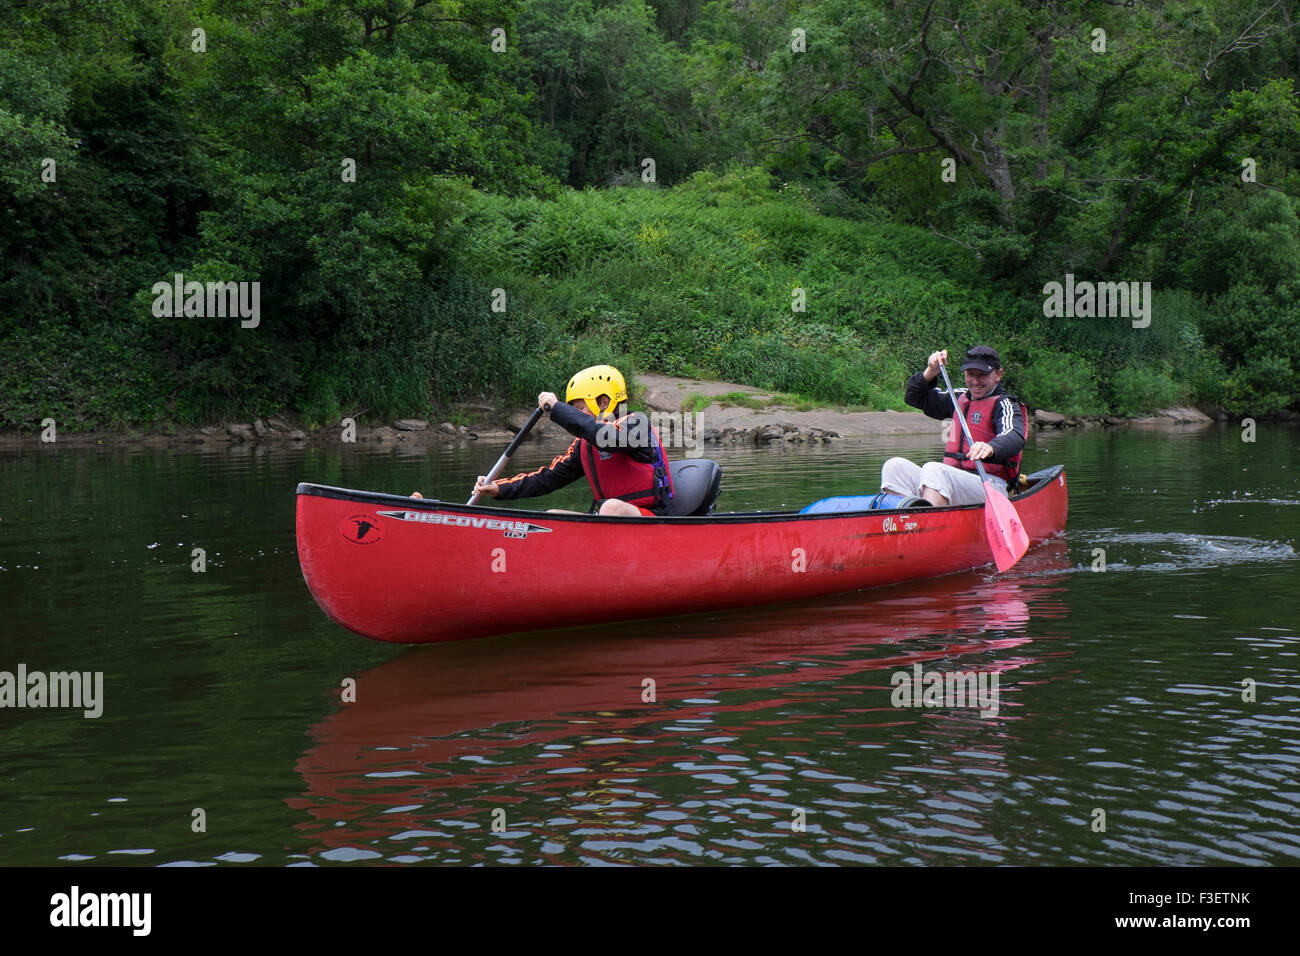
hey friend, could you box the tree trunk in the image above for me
[1036,28,1053,181]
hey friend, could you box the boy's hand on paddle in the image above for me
[925,349,948,379]
[473,476,500,498]
[968,441,994,461]
[537,391,558,412]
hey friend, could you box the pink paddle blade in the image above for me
[983,485,1031,572]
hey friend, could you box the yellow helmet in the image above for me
[565,365,627,420]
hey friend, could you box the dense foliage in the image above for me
[2,0,1297,429]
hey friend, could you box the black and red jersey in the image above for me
[904,370,1027,480]
[493,403,672,508]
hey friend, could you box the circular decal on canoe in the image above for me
[339,512,384,546]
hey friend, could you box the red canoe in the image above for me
[295,464,1068,644]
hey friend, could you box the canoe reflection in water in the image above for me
[290,539,1074,864]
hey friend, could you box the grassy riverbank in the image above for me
[3,171,1246,433]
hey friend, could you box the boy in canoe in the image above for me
[417,365,674,516]
[879,345,1027,507]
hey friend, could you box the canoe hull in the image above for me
[295,466,1068,644]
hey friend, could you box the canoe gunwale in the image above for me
[295,464,1065,525]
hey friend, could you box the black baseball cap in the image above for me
[960,345,1001,373]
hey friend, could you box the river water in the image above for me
[1,424,1297,866]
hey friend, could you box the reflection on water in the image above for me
[291,545,1079,864]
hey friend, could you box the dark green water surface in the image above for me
[1,423,1297,866]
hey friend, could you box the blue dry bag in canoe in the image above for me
[799,492,930,514]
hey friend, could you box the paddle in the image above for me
[937,361,1030,572]
[467,405,545,506]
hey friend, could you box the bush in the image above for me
[1108,365,1185,416]
[1201,281,1300,414]
[1221,354,1295,416]
[0,318,166,430]
[1014,352,1101,416]
[680,165,776,205]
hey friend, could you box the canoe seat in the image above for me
[665,459,722,516]
[1013,467,1055,497]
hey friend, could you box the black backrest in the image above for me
[666,459,722,516]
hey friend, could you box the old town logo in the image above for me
[339,513,385,545]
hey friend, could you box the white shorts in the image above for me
[880,457,1006,507]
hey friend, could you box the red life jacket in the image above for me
[580,414,674,509]
[943,392,1028,483]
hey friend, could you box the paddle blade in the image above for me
[983,485,1030,572]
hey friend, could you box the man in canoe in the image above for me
[469,365,674,516]
[879,345,1027,507]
